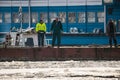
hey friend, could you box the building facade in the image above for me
[0,0,120,45]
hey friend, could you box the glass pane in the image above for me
[23,13,29,23]
[97,12,104,17]
[97,12,104,23]
[68,12,76,23]
[0,13,2,23]
[98,18,104,23]
[88,12,95,17]
[58,12,66,23]
[78,12,85,17]
[49,12,57,23]
[87,12,95,23]
[88,18,95,22]
[12,13,19,23]
[32,12,38,23]
[78,12,85,23]
[5,13,11,23]
[40,12,48,23]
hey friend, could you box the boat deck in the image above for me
[0,45,120,61]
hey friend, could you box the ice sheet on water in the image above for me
[0,60,120,69]
[0,60,119,80]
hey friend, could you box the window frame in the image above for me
[12,12,20,23]
[4,13,11,23]
[49,12,57,23]
[97,12,104,23]
[22,12,29,23]
[87,12,95,23]
[32,12,38,23]
[68,12,76,23]
[58,12,66,23]
[0,13,2,23]
[40,12,48,23]
[78,12,86,23]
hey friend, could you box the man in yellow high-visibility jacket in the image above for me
[36,20,46,47]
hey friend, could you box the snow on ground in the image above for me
[0,60,120,80]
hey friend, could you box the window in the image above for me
[87,12,95,23]
[12,13,19,23]
[49,12,57,23]
[58,12,66,23]
[78,12,85,23]
[32,12,38,23]
[0,13,2,23]
[40,12,48,23]
[97,12,104,23]
[23,13,29,23]
[4,13,11,23]
[68,12,76,23]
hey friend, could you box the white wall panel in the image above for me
[11,1,28,7]
[68,0,86,6]
[49,0,66,6]
[31,0,48,6]
[0,0,102,7]
[87,0,102,5]
[0,1,11,6]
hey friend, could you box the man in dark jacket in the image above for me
[50,18,63,48]
[106,19,117,48]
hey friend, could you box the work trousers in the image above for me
[52,33,61,48]
[109,34,117,48]
[38,32,45,47]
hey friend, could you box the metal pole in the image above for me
[104,5,106,33]
[66,0,68,32]
[48,0,49,31]
[28,0,31,28]
[85,0,87,33]
[19,0,22,32]
[10,0,12,32]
